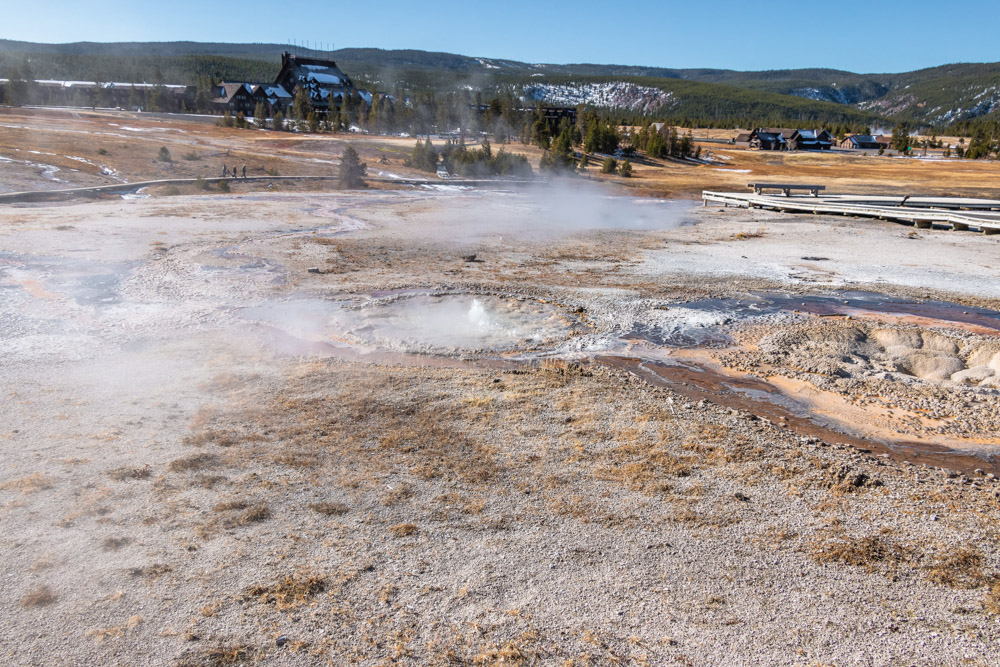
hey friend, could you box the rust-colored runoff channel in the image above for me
[597,355,1000,477]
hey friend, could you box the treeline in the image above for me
[0,52,277,86]
[406,138,532,177]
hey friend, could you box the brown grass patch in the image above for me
[108,464,152,481]
[926,547,993,589]
[309,501,349,516]
[176,643,256,667]
[983,582,1000,615]
[87,615,142,642]
[728,227,767,241]
[272,449,320,467]
[382,484,414,506]
[811,535,912,572]
[244,573,326,610]
[183,429,243,448]
[0,473,54,493]
[594,433,693,495]
[128,563,172,580]
[390,522,418,537]
[101,536,130,551]
[19,585,57,608]
[227,504,270,526]
[213,499,249,512]
[168,453,220,473]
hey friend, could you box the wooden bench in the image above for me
[748,183,825,197]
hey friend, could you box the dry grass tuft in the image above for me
[176,643,255,667]
[728,227,767,241]
[87,615,142,642]
[538,358,592,380]
[202,645,254,667]
[128,563,172,580]
[390,522,418,537]
[926,547,993,589]
[272,449,320,467]
[19,585,57,608]
[594,433,693,495]
[213,499,249,512]
[101,536,130,551]
[108,464,152,481]
[168,453,220,473]
[473,641,531,665]
[244,573,326,610]
[233,504,270,526]
[310,501,349,516]
[983,582,1000,615]
[811,535,912,572]
[0,472,54,493]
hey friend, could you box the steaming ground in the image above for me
[4,187,1000,665]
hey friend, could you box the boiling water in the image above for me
[241,294,578,353]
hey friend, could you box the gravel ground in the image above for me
[2,188,1000,665]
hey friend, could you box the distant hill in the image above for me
[2,40,997,126]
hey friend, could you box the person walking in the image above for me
[222,165,229,178]
[241,165,246,179]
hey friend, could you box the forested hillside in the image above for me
[2,40,998,127]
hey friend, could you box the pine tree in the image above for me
[600,156,618,174]
[254,101,267,129]
[338,146,367,188]
[618,160,633,177]
[272,111,284,131]
[540,125,575,173]
[149,85,169,112]
[327,91,340,129]
[293,87,311,121]
[892,122,911,154]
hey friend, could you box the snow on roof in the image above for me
[259,85,291,98]
[36,79,97,88]
[305,72,341,85]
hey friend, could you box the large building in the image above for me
[213,52,366,116]
[743,128,834,151]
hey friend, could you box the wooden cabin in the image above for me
[748,130,787,151]
[841,134,884,149]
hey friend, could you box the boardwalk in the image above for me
[703,190,1000,234]
[0,176,535,204]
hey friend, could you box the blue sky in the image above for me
[3,0,998,73]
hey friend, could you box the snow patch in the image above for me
[524,82,673,113]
